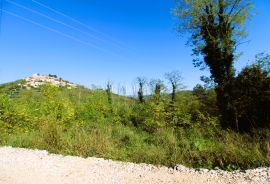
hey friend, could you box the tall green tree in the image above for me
[174,0,254,130]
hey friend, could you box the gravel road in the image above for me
[0,146,269,184]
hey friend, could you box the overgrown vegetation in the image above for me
[0,65,269,170]
[174,0,261,131]
[0,0,269,171]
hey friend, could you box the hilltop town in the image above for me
[24,74,77,89]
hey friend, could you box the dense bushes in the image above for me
[233,56,270,131]
[0,77,269,170]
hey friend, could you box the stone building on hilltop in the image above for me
[24,74,77,89]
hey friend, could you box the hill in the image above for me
[25,74,77,89]
[0,77,269,171]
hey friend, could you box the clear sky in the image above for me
[0,0,269,94]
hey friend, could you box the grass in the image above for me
[0,83,269,171]
[1,120,269,170]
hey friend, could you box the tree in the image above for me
[174,0,254,130]
[49,74,58,78]
[254,52,270,75]
[137,77,147,103]
[106,81,112,105]
[193,84,219,117]
[149,79,166,105]
[165,71,184,103]
[193,84,206,100]
[233,55,270,131]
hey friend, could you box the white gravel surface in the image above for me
[0,146,269,184]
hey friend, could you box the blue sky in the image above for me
[0,0,269,94]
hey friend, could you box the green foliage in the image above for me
[233,63,270,130]
[174,0,253,44]
[0,94,31,133]
[106,81,113,106]
[174,0,255,130]
[0,0,267,170]
[165,71,184,103]
[193,85,219,117]
[0,81,269,171]
[40,119,62,151]
[131,102,166,132]
[81,91,110,121]
[137,77,147,103]
[254,52,270,74]
[0,80,25,97]
[39,85,75,126]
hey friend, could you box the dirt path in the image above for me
[0,147,269,184]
